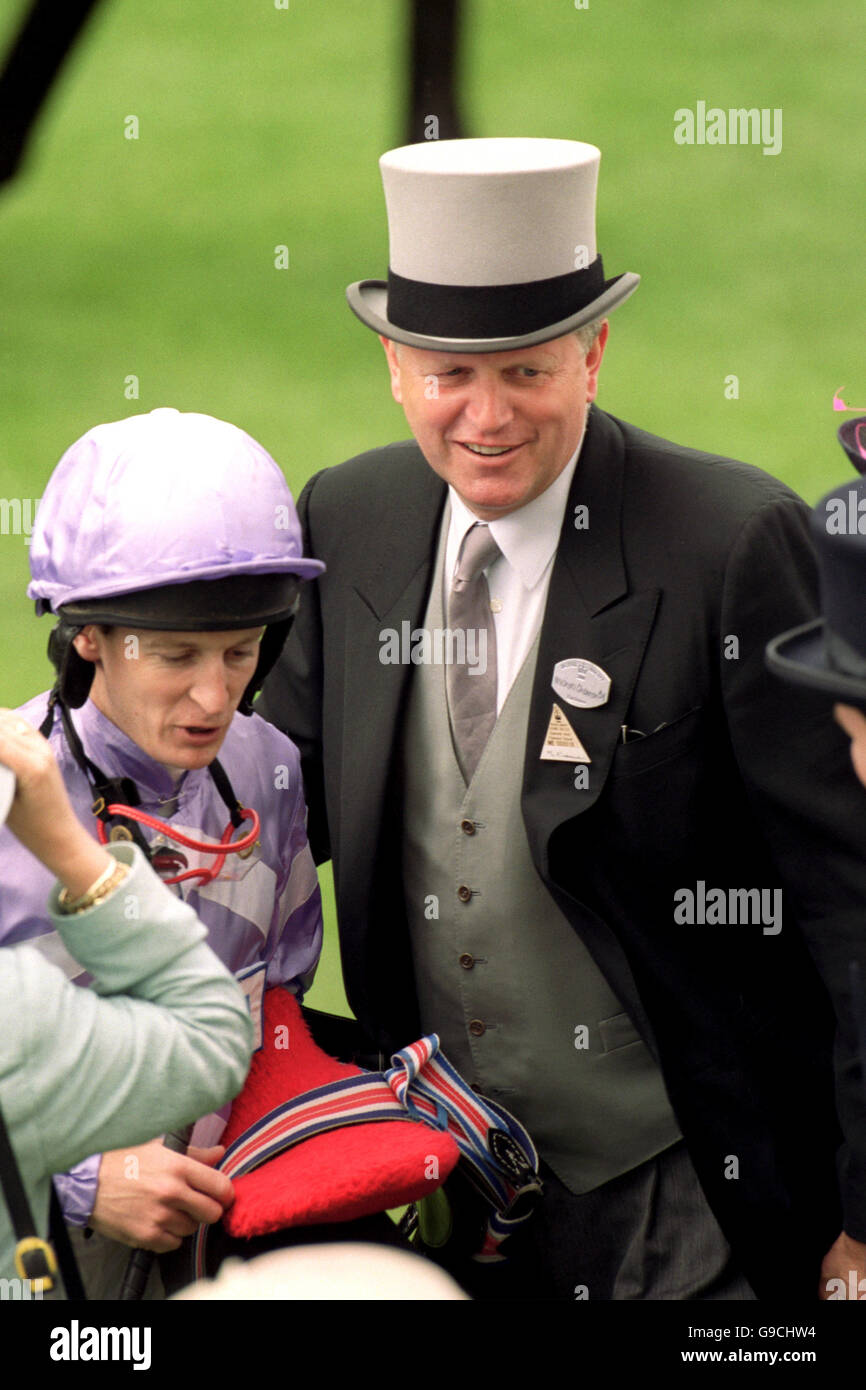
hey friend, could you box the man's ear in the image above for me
[585,319,609,404]
[380,336,403,405]
[72,625,103,664]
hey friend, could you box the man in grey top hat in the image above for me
[259,137,866,1300]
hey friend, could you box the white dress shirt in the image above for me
[443,430,585,713]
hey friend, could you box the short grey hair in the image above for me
[573,318,606,355]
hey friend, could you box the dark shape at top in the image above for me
[0,0,104,188]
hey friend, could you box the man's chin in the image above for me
[455,483,531,520]
[158,732,229,774]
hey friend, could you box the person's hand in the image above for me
[819,1230,866,1299]
[90,1138,234,1252]
[834,704,866,790]
[0,709,110,895]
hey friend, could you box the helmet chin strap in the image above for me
[40,692,260,888]
[239,616,294,715]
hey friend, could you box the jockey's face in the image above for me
[74,625,264,777]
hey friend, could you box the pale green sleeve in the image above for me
[1,843,253,1183]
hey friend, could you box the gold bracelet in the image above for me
[58,861,130,915]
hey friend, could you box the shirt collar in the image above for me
[72,699,208,804]
[447,421,586,592]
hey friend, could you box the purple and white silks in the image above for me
[0,692,323,1224]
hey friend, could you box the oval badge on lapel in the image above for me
[551,658,611,709]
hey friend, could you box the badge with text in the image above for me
[540,703,591,762]
[551,658,611,709]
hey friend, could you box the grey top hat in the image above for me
[766,473,866,706]
[346,137,640,352]
[0,762,14,828]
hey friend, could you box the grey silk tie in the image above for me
[446,522,501,783]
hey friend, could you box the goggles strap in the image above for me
[208,758,244,830]
[38,688,58,739]
[51,696,153,858]
[49,692,252,870]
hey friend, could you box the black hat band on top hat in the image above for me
[386,257,608,339]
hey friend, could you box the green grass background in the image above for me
[1,0,862,1015]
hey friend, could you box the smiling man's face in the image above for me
[381,325,607,519]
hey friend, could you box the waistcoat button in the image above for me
[460,819,476,836]
[457,884,472,902]
[459,953,475,970]
[468,1019,486,1037]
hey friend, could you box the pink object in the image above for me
[833,388,866,413]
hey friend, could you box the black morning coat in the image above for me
[257,405,866,1299]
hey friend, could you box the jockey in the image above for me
[0,406,325,1297]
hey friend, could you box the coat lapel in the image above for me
[520,407,662,1043]
[522,407,660,870]
[338,448,447,896]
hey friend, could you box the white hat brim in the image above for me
[346,273,640,353]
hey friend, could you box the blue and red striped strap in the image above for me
[387,1037,542,1259]
[192,1034,541,1278]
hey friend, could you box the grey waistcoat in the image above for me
[399,521,681,1193]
